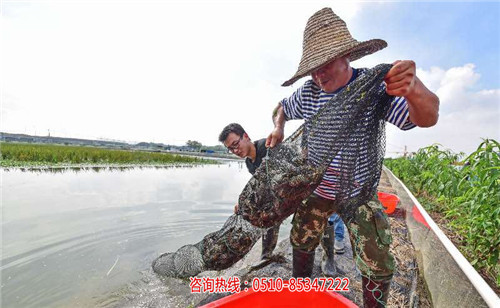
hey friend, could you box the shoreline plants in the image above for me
[0,142,216,167]
[384,139,499,288]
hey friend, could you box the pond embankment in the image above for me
[384,139,499,292]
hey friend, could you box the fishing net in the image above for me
[239,63,393,226]
[152,215,260,278]
[237,126,326,228]
[153,63,393,277]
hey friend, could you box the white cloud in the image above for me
[415,66,446,92]
[386,64,499,157]
[1,1,363,145]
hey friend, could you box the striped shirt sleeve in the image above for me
[281,82,309,120]
[385,96,416,130]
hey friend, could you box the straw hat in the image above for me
[282,8,387,86]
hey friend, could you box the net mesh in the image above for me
[239,63,392,225]
[152,215,260,278]
[153,63,393,277]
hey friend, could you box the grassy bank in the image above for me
[0,142,217,167]
[384,139,499,288]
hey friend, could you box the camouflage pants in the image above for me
[290,193,394,280]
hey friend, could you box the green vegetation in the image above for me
[384,139,500,288]
[0,142,217,167]
[186,140,203,150]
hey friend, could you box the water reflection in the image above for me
[2,163,209,174]
[1,161,250,308]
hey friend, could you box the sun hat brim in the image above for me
[281,8,388,87]
[282,38,387,87]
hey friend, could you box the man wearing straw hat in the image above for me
[266,8,439,307]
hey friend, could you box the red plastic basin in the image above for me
[199,286,358,308]
[377,192,400,214]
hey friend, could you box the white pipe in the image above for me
[385,168,500,308]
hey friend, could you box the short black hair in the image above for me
[218,123,246,143]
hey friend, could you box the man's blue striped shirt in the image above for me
[281,68,415,200]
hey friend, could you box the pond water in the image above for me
[0,162,293,307]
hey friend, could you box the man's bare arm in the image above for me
[266,103,286,147]
[385,60,439,127]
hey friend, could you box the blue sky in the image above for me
[1,1,499,156]
[352,1,499,89]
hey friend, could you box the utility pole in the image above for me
[403,145,407,158]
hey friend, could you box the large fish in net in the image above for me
[153,63,393,277]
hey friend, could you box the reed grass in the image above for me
[0,142,216,167]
